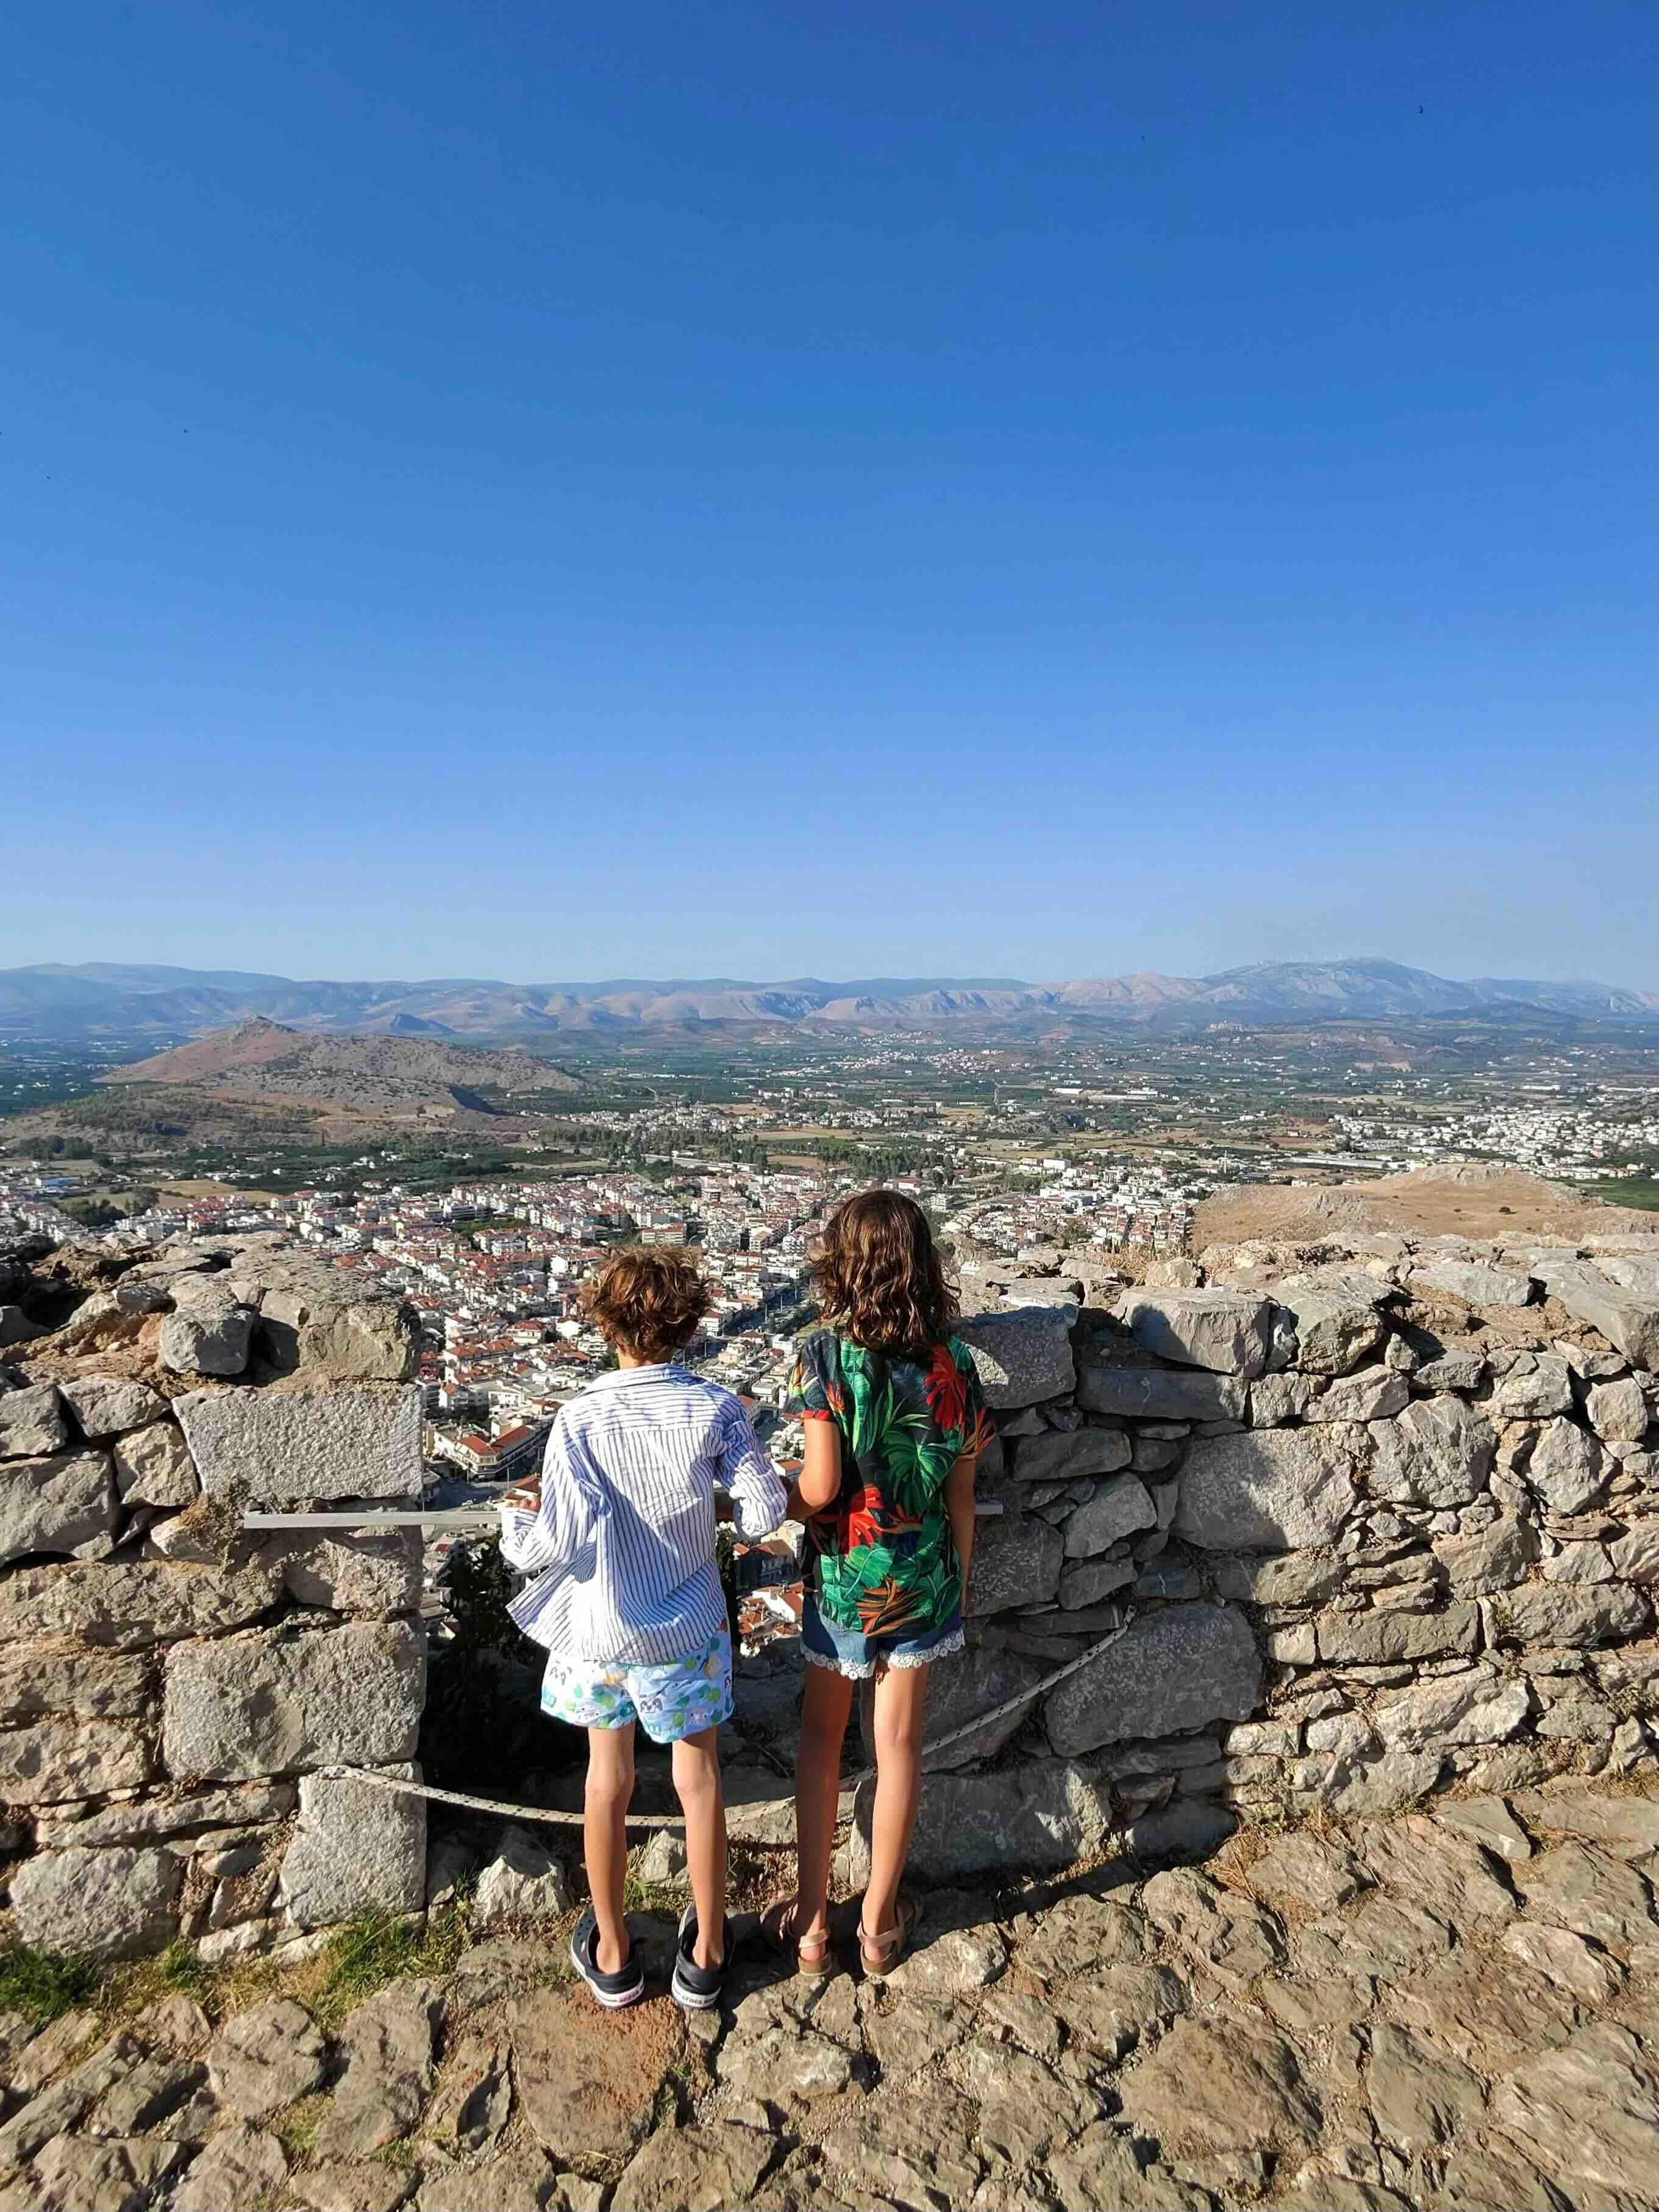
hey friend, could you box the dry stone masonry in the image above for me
[0,1233,429,1961]
[860,1223,1659,1881]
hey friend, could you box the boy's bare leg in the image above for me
[794,1664,855,1941]
[585,1723,635,1972]
[863,1663,928,1941]
[671,1726,727,1969]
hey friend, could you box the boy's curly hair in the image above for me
[813,1189,958,1354]
[583,1246,711,1362]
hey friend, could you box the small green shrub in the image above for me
[0,1942,102,2024]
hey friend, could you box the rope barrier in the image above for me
[319,1612,1133,1836]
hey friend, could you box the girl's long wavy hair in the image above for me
[813,1189,958,1355]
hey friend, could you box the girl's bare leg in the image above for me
[585,1723,635,1971]
[671,1725,727,1968]
[863,1662,928,1939]
[794,1663,855,1938]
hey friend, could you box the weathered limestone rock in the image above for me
[964,1508,1063,1614]
[34,1779,292,1849]
[1268,1271,1388,1376]
[206,1997,329,2119]
[279,1763,427,1927]
[1366,1396,1495,1508]
[316,1977,444,2158]
[163,1620,425,1778]
[1045,1603,1260,1755]
[1409,1256,1534,1307]
[0,1715,151,1801]
[954,1305,1076,1407]
[9,1844,182,1959]
[1064,1473,1158,1555]
[257,1525,423,1615]
[1433,1513,1536,1594]
[1415,1350,1488,1392]
[1078,1361,1247,1423]
[1355,1813,1516,1923]
[1304,1367,1408,1424]
[1586,1375,1648,1442]
[1509,1785,1659,1860]
[1113,1289,1273,1378]
[0,1382,69,1457]
[25,2133,188,2212]
[175,1381,421,1501]
[1247,1832,1368,1916]
[508,1985,676,2172]
[1316,1602,1480,1665]
[1249,1372,1323,1424]
[1014,1425,1132,1483]
[1489,2019,1659,2208]
[159,1279,255,1377]
[0,1557,281,1646]
[1491,1354,1575,1420]
[472,1823,574,1926]
[412,2147,567,2212]
[0,1639,149,1719]
[899,1640,1046,1768]
[57,1373,167,1439]
[819,2081,985,2207]
[171,2124,289,2212]
[613,2119,776,2212]
[1493,1582,1649,1649]
[1118,2013,1320,2154]
[249,1270,422,1382]
[852,1759,1112,1882]
[0,1449,116,1566]
[1515,1417,1613,1514]
[1208,1549,1347,1607]
[1060,1555,1136,1609]
[1175,1426,1364,1552]
[1372,1666,1532,1749]
[1519,1841,1659,1958]
[1533,1257,1659,1371]
[423,2028,513,2156]
[111,1421,198,1509]
[1366,2018,1486,2151]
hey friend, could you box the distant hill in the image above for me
[1,957,1653,1044]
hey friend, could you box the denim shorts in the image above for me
[801,1596,965,1680]
[540,1629,733,1744]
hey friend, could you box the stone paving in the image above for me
[0,1782,1655,2211]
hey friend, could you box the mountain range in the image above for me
[3,959,1654,1044]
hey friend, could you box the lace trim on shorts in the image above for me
[799,1623,965,1679]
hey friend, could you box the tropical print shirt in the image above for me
[786,1329,993,1637]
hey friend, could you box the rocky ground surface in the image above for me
[0,1780,1654,2212]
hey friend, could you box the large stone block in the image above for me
[0,1559,281,1647]
[1077,1361,1246,1423]
[279,1763,427,1927]
[0,1640,150,1720]
[849,1759,1112,1882]
[1493,1583,1649,1651]
[1316,1602,1481,1665]
[965,1510,1063,1615]
[1113,1290,1273,1378]
[1367,1396,1496,1509]
[1586,1377,1648,1443]
[160,1281,255,1378]
[1533,1260,1659,1372]
[1491,1356,1575,1420]
[0,1449,116,1567]
[1013,1427,1132,1485]
[10,1844,183,1959]
[1433,1515,1538,1595]
[0,1716,151,1800]
[163,1620,426,1780]
[0,1382,69,1459]
[57,1373,168,1439]
[112,1422,199,1509]
[1409,1258,1535,1309]
[1043,1602,1261,1755]
[1063,1474,1158,1556]
[1515,1419,1613,1515]
[895,1641,1047,1770]
[1268,1271,1388,1375]
[1208,1549,1348,1607]
[1174,1426,1364,1552]
[955,1307,1077,1408]
[175,1383,421,1502]
[256,1526,423,1616]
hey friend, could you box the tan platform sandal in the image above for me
[858,1893,918,1980]
[761,1895,835,1980]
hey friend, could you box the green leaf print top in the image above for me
[785,1329,992,1637]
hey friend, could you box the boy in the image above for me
[499,1246,786,2010]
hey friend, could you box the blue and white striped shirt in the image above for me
[499,1363,788,1666]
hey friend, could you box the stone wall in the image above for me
[0,1235,429,1962]
[855,1228,1659,1880]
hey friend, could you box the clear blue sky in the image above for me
[4,1,1653,986]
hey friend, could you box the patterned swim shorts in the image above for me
[540,1629,733,1745]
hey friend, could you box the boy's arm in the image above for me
[499,1418,604,1576]
[719,1398,790,1539]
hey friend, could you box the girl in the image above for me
[766,1189,990,1978]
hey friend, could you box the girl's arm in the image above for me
[787,1417,843,1523]
[944,1449,979,1611]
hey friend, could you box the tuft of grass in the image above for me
[324,1911,425,2001]
[158,1939,213,2000]
[0,1942,102,2025]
